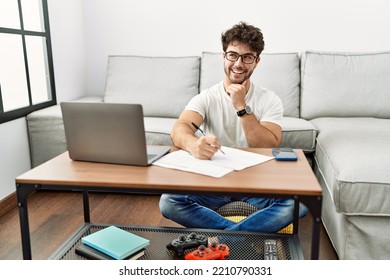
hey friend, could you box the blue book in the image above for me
[76,244,145,260]
[81,226,150,260]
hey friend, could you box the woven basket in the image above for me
[216,201,293,234]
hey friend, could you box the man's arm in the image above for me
[240,115,282,147]
[227,80,282,148]
[170,110,222,159]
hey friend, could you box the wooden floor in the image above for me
[0,191,338,260]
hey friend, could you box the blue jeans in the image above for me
[159,194,308,233]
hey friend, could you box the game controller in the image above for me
[184,242,230,260]
[166,232,208,257]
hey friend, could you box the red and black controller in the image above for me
[184,242,230,260]
[166,233,208,257]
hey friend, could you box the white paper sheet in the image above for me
[152,146,274,178]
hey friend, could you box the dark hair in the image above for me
[221,22,265,55]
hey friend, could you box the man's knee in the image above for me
[299,202,309,218]
[278,199,308,218]
[159,194,172,217]
[159,194,185,218]
[284,199,309,218]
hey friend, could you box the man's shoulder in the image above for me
[200,81,224,94]
[198,82,225,100]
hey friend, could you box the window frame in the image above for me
[0,0,56,124]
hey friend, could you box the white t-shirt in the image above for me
[185,81,283,148]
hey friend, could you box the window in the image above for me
[0,0,56,124]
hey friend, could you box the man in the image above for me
[159,22,307,233]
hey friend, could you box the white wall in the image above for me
[82,0,390,96]
[0,0,86,201]
[48,0,87,103]
[0,119,31,200]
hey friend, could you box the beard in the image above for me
[224,65,255,84]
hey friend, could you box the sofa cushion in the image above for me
[318,169,390,259]
[27,96,104,167]
[311,117,390,215]
[301,51,390,119]
[144,117,318,152]
[27,104,66,167]
[200,52,300,118]
[280,117,317,152]
[104,55,200,118]
[144,117,176,146]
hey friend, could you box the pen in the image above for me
[191,122,225,155]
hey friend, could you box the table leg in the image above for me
[293,195,300,234]
[16,183,37,260]
[310,196,322,260]
[82,190,90,223]
[300,195,322,260]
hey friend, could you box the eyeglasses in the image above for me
[224,51,258,64]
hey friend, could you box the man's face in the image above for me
[223,41,260,85]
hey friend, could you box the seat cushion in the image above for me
[27,104,66,167]
[301,51,390,119]
[143,116,318,152]
[311,117,390,215]
[104,55,200,118]
[26,96,104,167]
[280,117,317,152]
[200,52,301,118]
[144,117,176,146]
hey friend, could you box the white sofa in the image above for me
[300,51,390,259]
[26,51,390,259]
[28,53,317,167]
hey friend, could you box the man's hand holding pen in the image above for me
[190,122,225,160]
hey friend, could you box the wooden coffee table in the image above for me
[16,148,322,259]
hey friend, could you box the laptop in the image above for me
[60,102,170,166]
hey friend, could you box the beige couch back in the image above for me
[104,55,200,118]
[300,51,390,119]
